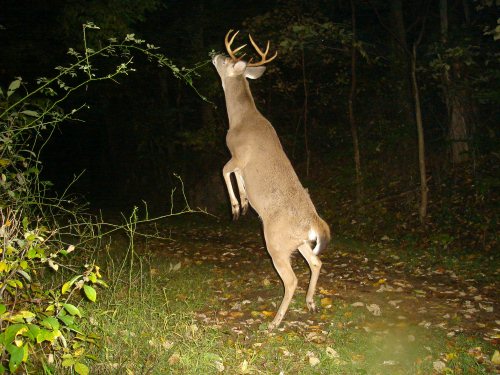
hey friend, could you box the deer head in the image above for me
[212,30,277,85]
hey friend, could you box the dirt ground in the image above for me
[141,217,499,349]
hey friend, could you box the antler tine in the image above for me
[247,34,278,67]
[225,29,247,61]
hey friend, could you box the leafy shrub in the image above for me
[0,208,105,374]
[0,22,199,373]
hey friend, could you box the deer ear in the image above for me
[233,60,247,74]
[245,66,266,79]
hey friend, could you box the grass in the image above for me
[82,216,497,374]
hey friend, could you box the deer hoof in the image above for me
[241,200,249,215]
[231,204,240,220]
[267,322,276,332]
[307,301,318,313]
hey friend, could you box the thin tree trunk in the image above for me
[390,0,415,127]
[370,0,430,223]
[349,0,363,204]
[440,0,470,164]
[301,45,310,177]
[410,44,428,223]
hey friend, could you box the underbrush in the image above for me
[87,232,497,374]
[317,155,498,258]
[0,23,200,373]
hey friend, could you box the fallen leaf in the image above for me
[351,354,364,363]
[229,311,244,318]
[168,353,181,365]
[162,340,174,350]
[388,300,402,307]
[479,303,493,312]
[306,351,320,367]
[309,356,320,367]
[306,331,326,344]
[320,297,333,308]
[366,304,381,316]
[239,359,250,374]
[383,360,397,365]
[491,350,500,365]
[326,347,340,358]
[433,360,446,373]
[215,360,225,372]
[169,262,181,271]
[319,288,335,296]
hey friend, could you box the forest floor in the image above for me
[90,214,499,374]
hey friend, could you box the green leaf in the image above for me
[20,110,39,117]
[22,217,28,231]
[95,279,109,288]
[27,246,36,259]
[7,343,24,373]
[36,329,59,344]
[74,362,89,375]
[83,285,96,302]
[26,324,41,340]
[0,304,6,315]
[61,357,76,367]
[2,324,26,344]
[16,270,31,282]
[63,303,82,317]
[62,275,82,294]
[58,314,75,326]
[41,316,60,330]
[88,272,97,283]
[7,79,21,98]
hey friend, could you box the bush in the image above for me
[0,23,198,373]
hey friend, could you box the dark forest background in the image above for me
[0,0,498,252]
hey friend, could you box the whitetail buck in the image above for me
[212,30,330,330]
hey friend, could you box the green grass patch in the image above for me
[83,228,497,374]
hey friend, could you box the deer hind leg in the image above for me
[268,252,298,331]
[222,159,242,220]
[234,170,248,215]
[298,243,322,313]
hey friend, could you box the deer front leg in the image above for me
[298,243,322,313]
[234,170,249,215]
[222,159,241,220]
[268,254,297,331]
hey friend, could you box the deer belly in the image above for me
[242,164,292,216]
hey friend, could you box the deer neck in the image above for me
[223,76,259,128]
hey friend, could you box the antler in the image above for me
[225,29,247,61]
[224,29,278,66]
[247,34,278,67]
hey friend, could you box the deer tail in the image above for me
[309,218,331,256]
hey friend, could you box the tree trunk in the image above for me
[410,44,428,223]
[301,45,310,177]
[389,0,414,127]
[439,0,470,164]
[349,0,363,204]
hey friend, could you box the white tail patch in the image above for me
[308,228,317,241]
[308,228,322,255]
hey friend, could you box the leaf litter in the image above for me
[134,219,499,373]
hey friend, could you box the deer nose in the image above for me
[212,54,226,66]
